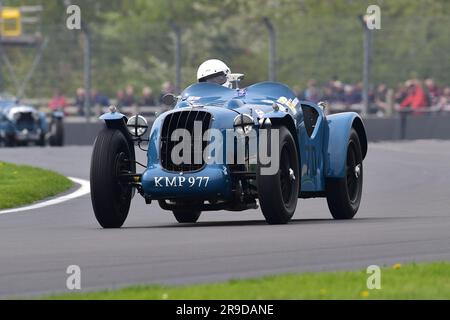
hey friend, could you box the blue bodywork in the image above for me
[101,81,367,204]
[0,97,62,146]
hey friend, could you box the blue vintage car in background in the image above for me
[90,80,367,228]
[0,95,64,147]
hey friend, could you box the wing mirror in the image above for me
[161,93,178,107]
[318,101,328,112]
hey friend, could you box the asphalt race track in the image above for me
[1,140,450,297]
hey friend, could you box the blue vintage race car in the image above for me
[0,96,64,147]
[90,80,367,227]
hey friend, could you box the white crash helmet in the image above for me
[197,59,231,88]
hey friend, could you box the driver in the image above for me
[197,59,232,88]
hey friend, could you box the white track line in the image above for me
[0,177,90,215]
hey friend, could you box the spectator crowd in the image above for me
[47,81,176,116]
[47,78,450,117]
[294,77,450,116]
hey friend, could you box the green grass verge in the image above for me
[0,162,73,210]
[47,262,450,300]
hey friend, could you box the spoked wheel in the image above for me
[280,146,296,206]
[326,129,363,219]
[257,126,300,224]
[346,142,362,204]
[90,128,133,228]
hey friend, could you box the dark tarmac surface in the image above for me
[0,140,449,297]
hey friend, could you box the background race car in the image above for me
[0,96,64,147]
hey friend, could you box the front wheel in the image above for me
[5,134,15,147]
[257,126,300,224]
[36,132,46,147]
[326,129,363,219]
[90,128,133,228]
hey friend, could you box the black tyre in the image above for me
[172,210,201,223]
[326,129,363,219]
[257,126,300,224]
[16,140,28,147]
[90,128,133,228]
[49,119,64,146]
[36,132,46,147]
[5,134,15,147]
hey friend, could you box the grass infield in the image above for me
[0,161,73,210]
[47,262,450,300]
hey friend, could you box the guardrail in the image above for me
[16,96,450,144]
[62,109,450,145]
[41,105,170,119]
[364,110,450,141]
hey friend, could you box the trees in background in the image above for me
[0,0,448,97]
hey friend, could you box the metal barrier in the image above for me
[62,111,450,146]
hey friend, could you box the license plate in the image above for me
[153,176,210,188]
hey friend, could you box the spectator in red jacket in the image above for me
[400,80,427,110]
[48,89,68,111]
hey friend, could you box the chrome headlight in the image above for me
[234,114,254,135]
[126,115,148,137]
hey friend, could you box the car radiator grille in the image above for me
[160,110,212,172]
[16,112,37,131]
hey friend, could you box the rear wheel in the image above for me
[326,129,363,219]
[257,126,300,224]
[49,119,64,146]
[90,128,133,228]
[172,210,201,223]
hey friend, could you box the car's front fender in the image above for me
[0,118,15,134]
[98,111,136,171]
[51,110,64,119]
[99,111,131,140]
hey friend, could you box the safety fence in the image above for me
[60,111,450,146]
[1,13,449,102]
